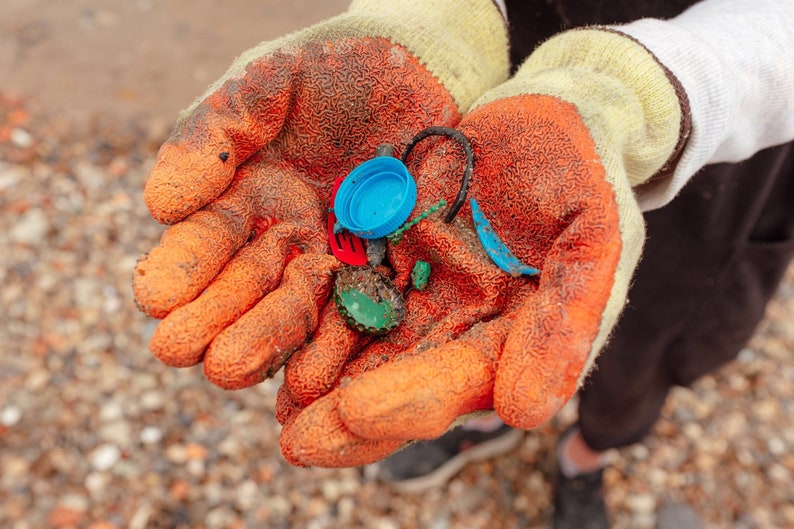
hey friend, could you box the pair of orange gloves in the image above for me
[133,0,688,467]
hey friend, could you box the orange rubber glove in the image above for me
[278,28,690,467]
[132,0,508,388]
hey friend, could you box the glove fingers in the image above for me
[133,193,254,319]
[495,205,623,429]
[328,290,510,405]
[202,254,341,390]
[148,223,298,367]
[144,57,296,224]
[336,274,511,384]
[275,384,304,427]
[338,317,514,441]
[284,302,372,407]
[280,391,405,468]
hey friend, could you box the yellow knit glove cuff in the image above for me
[186,0,509,117]
[474,28,683,187]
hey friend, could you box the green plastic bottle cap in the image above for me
[334,267,405,335]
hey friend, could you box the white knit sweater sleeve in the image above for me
[615,0,794,211]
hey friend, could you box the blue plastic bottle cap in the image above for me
[333,156,417,239]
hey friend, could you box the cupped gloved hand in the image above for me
[132,0,508,389]
[278,28,690,467]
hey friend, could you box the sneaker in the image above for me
[552,466,609,529]
[553,427,609,529]
[373,423,524,494]
[656,502,703,529]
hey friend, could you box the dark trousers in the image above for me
[578,142,794,451]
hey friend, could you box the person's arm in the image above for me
[616,0,794,210]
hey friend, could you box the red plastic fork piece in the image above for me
[328,176,368,266]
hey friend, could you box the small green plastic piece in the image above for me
[388,199,447,244]
[411,261,431,291]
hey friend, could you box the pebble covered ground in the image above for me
[2,2,793,528]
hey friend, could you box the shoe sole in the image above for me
[379,428,525,494]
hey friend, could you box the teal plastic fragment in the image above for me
[470,198,540,277]
[411,261,431,291]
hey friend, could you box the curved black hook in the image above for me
[400,126,474,223]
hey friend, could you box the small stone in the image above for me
[25,369,50,391]
[1,405,22,426]
[74,162,106,190]
[102,285,122,314]
[48,506,85,528]
[768,437,787,455]
[374,518,401,529]
[87,522,119,529]
[90,444,121,471]
[205,507,236,529]
[59,493,89,512]
[337,497,355,522]
[782,505,794,525]
[73,277,99,308]
[753,400,778,422]
[98,420,132,446]
[235,480,260,511]
[266,496,291,518]
[728,374,749,391]
[721,411,747,438]
[1,456,30,485]
[10,208,49,244]
[631,512,657,529]
[630,444,650,461]
[165,443,188,464]
[682,422,704,440]
[187,459,205,477]
[737,448,757,466]
[321,480,342,503]
[429,513,451,529]
[85,472,111,497]
[217,437,242,458]
[737,347,756,363]
[647,467,668,487]
[626,493,656,514]
[767,463,790,483]
[48,447,78,475]
[139,390,164,410]
[128,503,153,529]
[306,497,331,518]
[10,128,34,148]
[169,479,191,501]
[139,426,163,445]
[185,442,208,461]
[0,163,28,191]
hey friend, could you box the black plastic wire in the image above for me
[400,126,473,223]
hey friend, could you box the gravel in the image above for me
[1,2,793,527]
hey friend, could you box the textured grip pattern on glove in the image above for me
[134,37,467,392]
[472,28,684,381]
[279,95,626,467]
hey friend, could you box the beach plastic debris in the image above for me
[333,151,417,239]
[334,266,405,334]
[470,198,540,277]
[411,261,431,291]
